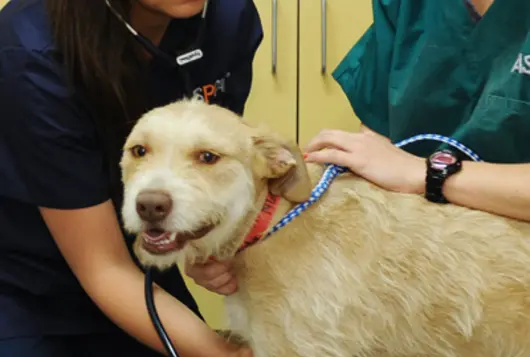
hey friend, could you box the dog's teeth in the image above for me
[152,238,173,246]
[144,233,177,247]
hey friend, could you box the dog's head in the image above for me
[120,99,312,270]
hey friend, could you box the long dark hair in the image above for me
[45,0,149,207]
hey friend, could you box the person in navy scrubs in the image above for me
[0,0,262,356]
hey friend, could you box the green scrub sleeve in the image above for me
[332,0,400,137]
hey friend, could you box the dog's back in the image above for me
[229,166,530,357]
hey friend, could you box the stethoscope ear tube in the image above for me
[105,0,207,69]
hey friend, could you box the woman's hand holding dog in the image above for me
[185,259,238,295]
[303,127,426,195]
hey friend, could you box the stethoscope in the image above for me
[104,4,210,356]
[105,0,209,96]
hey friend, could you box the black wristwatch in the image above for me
[425,149,462,203]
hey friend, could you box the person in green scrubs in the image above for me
[185,0,530,294]
[304,0,530,222]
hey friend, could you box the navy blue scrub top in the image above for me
[0,0,263,340]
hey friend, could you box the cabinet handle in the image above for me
[272,0,278,74]
[321,0,327,75]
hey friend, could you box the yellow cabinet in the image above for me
[245,0,373,148]
[244,0,299,142]
[0,0,8,10]
[298,0,373,146]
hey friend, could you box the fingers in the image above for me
[185,259,238,296]
[184,259,232,279]
[304,148,353,167]
[206,271,238,295]
[303,129,357,154]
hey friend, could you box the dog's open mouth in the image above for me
[141,225,215,255]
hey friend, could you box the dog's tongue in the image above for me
[142,229,170,243]
[142,230,185,255]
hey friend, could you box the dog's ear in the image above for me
[252,134,312,203]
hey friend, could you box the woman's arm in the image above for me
[40,200,249,357]
[433,161,530,221]
[303,129,530,222]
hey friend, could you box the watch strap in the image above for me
[425,150,462,203]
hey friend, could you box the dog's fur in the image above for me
[120,99,530,357]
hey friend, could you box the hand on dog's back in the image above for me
[185,259,238,296]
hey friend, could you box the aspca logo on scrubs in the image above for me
[511,53,530,75]
[192,72,231,103]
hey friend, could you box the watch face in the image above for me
[430,151,457,170]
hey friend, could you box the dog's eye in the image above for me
[198,151,220,164]
[130,145,148,158]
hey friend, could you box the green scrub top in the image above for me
[333,0,530,163]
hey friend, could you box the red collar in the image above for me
[208,192,281,261]
[236,192,281,254]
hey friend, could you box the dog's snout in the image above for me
[136,190,173,222]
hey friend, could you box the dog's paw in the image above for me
[215,329,248,346]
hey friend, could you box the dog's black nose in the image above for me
[136,190,173,223]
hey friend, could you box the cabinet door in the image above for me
[298,0,373,146]
[180,0,299,330]
[244,0,299,143]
